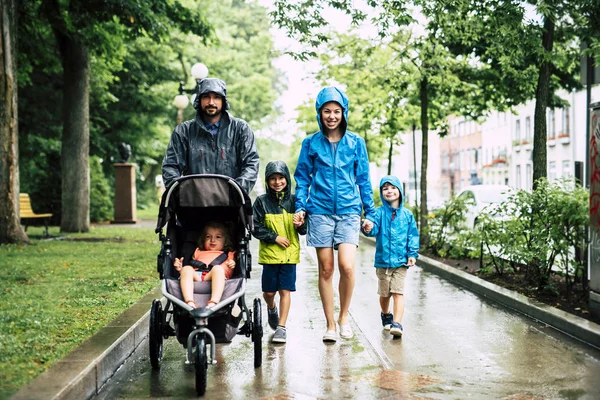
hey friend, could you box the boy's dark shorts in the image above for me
[261,264,296,292]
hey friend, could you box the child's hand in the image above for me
[226,259,236,269]
[174,257,184,272]
[407,257,416,266]
[275,236,290,248]
[293,211,305,227]
[362,219,373,233]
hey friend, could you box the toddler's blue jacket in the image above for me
[363,175,420,268]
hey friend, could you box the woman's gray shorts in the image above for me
[306,214,360,249]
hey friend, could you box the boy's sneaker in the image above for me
[271,326,287,343]
[267,306,279,330]
[390,322,403,337]
[381,312,394,330]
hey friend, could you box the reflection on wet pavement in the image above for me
[93,239,600,399]
[355,369,442,393]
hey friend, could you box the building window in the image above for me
[548,109,555,138]
[549,161,556,181]
[516,165,521,189]
[562,160,571,177]
[562,108,570,134]
[442,152,448,171]
[525,116,531,142]
[515,120,521,142]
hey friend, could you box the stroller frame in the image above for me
[150,174,263,396]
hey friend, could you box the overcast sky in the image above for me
[256,1,379,143]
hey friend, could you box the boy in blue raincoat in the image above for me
[362,175,419,337]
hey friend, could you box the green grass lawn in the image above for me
[0,224,161,398]
[136,201,160,220]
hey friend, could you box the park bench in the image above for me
[20,193,52,236]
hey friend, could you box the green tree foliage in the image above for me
[199,0,283,126]
[426,0,598,188]
[17,0,281,225]
[17,0,213,232]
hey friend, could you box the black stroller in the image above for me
[150,174,263,396]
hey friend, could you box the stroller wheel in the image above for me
[195,334,208,396]
[149,300,164,369]
[252,298,263,368]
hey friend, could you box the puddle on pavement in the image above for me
[260,394,318,400]
[354,369,441,392]
[502,394,545,400]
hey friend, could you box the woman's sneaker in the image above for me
[390,322,403,337]
[267,306,279,330]
[272,326,287,343]
[381,312,393,330]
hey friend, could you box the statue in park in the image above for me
[118,142,132,163]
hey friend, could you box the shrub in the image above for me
[426,195,476,257]
[474,178,588,290]
[90,156,113,222]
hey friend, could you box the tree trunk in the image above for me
[387,138,393,175]
[419,76,429,248]
[0,0,29,244]
[532,15,555,190]
[60,38,90,232]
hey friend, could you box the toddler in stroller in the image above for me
[174,221,237,309]
[149,174,263,396]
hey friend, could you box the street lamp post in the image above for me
[173,62,209,124]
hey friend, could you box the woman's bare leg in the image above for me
[316,247,336,331]
[337,243,357,325]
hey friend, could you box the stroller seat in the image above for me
[166,227,245,311]
[165,277,244,310]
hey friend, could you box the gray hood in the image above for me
[193,78,230,110]
[265,160,291,199]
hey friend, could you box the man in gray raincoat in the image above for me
[162,78,259,194]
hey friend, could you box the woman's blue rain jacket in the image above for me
[363,175,420,268]
[294,87,375,218]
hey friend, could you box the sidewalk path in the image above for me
[12,230,600,399]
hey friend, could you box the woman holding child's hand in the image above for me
[294,87,375,343]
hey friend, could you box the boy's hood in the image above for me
[265,160,291,197]
[315,87,349,131]
[379,175,404,210]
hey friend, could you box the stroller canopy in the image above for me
[156,174,253,233]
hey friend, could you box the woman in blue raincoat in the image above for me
[293,86,375,342]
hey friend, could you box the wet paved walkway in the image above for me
[90,238,600,400]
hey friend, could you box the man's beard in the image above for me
[200,106,222,119]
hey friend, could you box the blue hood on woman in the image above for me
[315,87,349,132]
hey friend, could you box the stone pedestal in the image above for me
[112,163,137,224]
